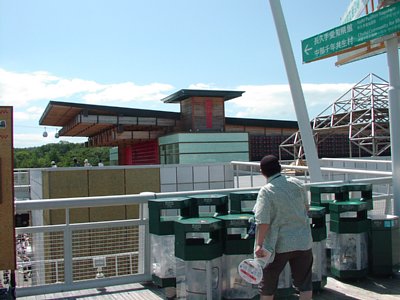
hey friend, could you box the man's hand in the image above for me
[254,245,268,258]
[255,223,270,257]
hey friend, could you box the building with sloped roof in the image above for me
[39,89,299,164]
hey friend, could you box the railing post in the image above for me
[138,197,151,277]
[386,184,393,215]
[250,165,254,187]
[235,164,240,188]
[64,208,73,286]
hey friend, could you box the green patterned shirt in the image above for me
[253,173,312,253]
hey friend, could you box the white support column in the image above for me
[385,37,400,216]
[268,0,323,182]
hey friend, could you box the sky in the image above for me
[0,0,393,148]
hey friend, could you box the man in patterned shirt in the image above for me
[253,155,313,300]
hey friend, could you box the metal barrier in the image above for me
[231,159,394,215]
[13,187,257,297]
[11,159,394,297]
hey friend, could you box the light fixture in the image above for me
[55,129,59,138]
[42,127,48,138]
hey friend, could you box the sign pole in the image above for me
[385,36,400,216]
[268,0,323,182]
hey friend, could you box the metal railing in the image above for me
[14,187,258,297]
[231,158,394,215]
[12,159,395,297]
[14,169,31,200]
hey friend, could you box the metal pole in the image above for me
[64,208,73,286]
[385,37,400,216]
[206,260,212,299]
[268,0,323,182]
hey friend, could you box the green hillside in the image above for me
[14,141,111,168]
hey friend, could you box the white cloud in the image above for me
[83,82,174,104]
[14,106,47,122]
[13,133,87,149]
[0,69,103,107]
[0,68,174,108]
[188,83,215,89]
[227,83,353,120]
[0,68,356,147]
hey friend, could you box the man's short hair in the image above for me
[260,155,281,177]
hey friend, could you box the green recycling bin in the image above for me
[148,197,191,288]
[310,184,347,213]
[174,217,224,299]
[189,194,229,218]
[308,206,327,291]
[368,214,400,276]
[216,214,257,300]
[229,190,258,214]
[330,201,370,279]
[343,183,373,211]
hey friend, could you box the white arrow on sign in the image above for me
[304,44,312,56]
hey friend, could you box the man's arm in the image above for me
[254,223,270,257]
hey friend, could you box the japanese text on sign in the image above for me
[302,1,400,63]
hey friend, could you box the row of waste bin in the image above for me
[310,183,399,280]
[149,191,297,299]
[149,184,400,299]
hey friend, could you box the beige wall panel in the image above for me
[70,208,91,223]
[125,168,160,194]
[42,171,50,199]
[43,209,51,225]
[49,209,65,225]
[48,208,90,225]
[46,170,89,198]
[44,170,90,225]
[88,169,126,222]
[126,204,140,219]
[88,169,125,196]
[90,205,126,222]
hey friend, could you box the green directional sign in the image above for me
[302,1,400,63]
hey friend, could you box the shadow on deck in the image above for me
[17,274,400,300]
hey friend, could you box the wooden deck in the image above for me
[17,274,400,299]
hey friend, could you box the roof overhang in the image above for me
[161,89,245,103]
[39,101,181,145]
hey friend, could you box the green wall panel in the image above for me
[159,132,249,164]
[159,132,249,145]
[179,152,249,164]
[179,142,248,153]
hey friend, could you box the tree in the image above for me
[14,142,111,168]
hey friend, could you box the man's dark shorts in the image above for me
[259,248,313,296]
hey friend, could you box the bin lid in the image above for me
[215,213,253,227]
[310,184,346,193]
[148,197,191,209]
[175,217,223,231]
[189,194,228,205]
[229,191,259,201]
[329,200,369,213]
[307,206,326,218]
[343,183,372,192]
